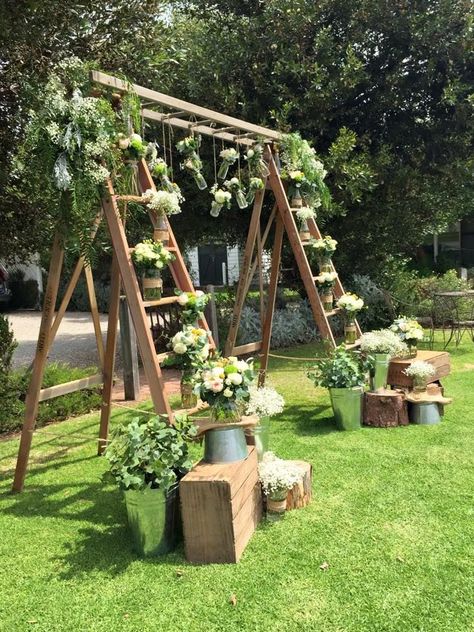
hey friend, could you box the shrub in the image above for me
[8,270,40,310]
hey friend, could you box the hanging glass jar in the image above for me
[235,189,249,209]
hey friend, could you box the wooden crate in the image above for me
[387,350,451,389]
[180,447,262,564]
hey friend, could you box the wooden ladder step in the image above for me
[344,339,362,350]
[313,273,338,282]
[143,296,181,308]
[115,195,147,203]
[325,308,342,317]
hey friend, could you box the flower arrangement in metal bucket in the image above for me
[193,356,255,422]
[176,290,210,325]
[132,239,175,273]
[209,184,232,217]
[176,134,207,189]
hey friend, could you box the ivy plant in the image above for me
[105,414,197,492]
[307,346,369,390]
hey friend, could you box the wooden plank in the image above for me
[98,251,121,455]
[38,373,102,402]
[84,263,105,368]
[258,214,284,386]
[267,154,336,347]
[286,461,312,510]
[142,296,180,308]
[101,180,174,422]
[204,285,220,349]
[91,71,281,142]
[224,179,268,356]
[231,467,259,519]
[232,341,262,356]
[234,484,262,561]
[12,234,65,492]
[119,296,140,400]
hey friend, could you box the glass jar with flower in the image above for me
[285,169,306,207]
[224,177,248,209]
[193,357,255,463]
[390,316,424,357]
[403,360,435,395]
[218,147,239,180]
[143,187,183,245]
[167,325,210,408]
[337,293,365,343]
[315,271,338,311]
[175,290,210,325]
[244,143,269,177]
[176,135,207,189]
[245,385,285,460]
[360,329,408,391]
[309,235,337,272]
[209,184,232,217]
[296,207,316,241]
[150,157,176,194]
[132,239,175,300]
[246,177,265,205]
[258,452,304,518]
[117,132,147,194]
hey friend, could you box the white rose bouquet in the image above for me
[316,271,338,292]
[193,356,255,422]
[390,316,424,348]
[132,239,175,273]
[168,325,210,372]
[210,184,232,217]
[176,290,210,324]
[310,235,337,257]
[218,147,239,180]
[246,177,265,204]
[224,177,248,209]
[337,292,365,316]
[244,144,269,177]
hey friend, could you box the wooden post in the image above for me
[258,215,284,386]
[97,253,121,455]
[84,263,105,368]
[204,284,219,350]
[12,234,64,492]
[119,296,140,400]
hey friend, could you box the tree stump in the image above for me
[363,390,409,428]
[286,461,312,510]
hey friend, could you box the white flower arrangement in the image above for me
[132,239,175,272]
[176,290,210,324]
[210,184,232,217]
[258,452,303,499]
[220,148,238,163]
[170,325,210,370]
[310,236,337,256]
[390,316,424,344]
[403,360,435,380]
[337,293,364,315]
[245,385,285,418]
[296,206,316,222]
[316,271,338,291]
[143,188,182,216]
[360,330,408,357]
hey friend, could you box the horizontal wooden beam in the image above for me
[91,71,281,142]
[232,341,262,356]
[38,373,103,402]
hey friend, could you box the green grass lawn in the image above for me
[1,335,473,631]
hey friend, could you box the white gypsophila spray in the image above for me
[404,360,435,380]
[258,452,304,497]
[246,386,285,418]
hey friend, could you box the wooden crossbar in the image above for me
[38,374,103,402]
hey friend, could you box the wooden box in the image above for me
[180,447,262,564]
[387,350,451,389]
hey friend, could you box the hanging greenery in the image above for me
[12,57,142,261]
[279,132,331,211]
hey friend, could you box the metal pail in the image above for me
[204,426,248,463]
[409,402,441,425]
[329,387,363,431]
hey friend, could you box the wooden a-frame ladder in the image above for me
[225,150,362,384]
[12,159,214,492]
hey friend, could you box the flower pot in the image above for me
[322,291,333,312]
[152,214,169,245]
[371,353,390,391]
[235,189,249,209]
[412,375,428,395]
[344,320,357,344]
[123,485,181,557]
[193,171,207,190]
[318,255,333,273]
[329,386,363,431]
[180,372,197,409]
[409,402,441,425]
[142,269,162,301]
[203,426,248,463]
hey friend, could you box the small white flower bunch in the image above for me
[360,329,408,358]
[337,293,365,315]
[245,385,285,418]
[176,290,210,324]
[218,148,239,180]
[170,326,210,370]
[143,188,182,216]
[132,239,175,272]
[258,452,303,499]
[404,360,435,380]
[316,271,338,291]
[193,356,255,410]
[390,316,424,344]
[210,183,232,217]
[296,206,316,223]
[310,235,338,256]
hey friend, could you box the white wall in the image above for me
[226,245,240,284]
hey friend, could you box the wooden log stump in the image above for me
[363,390,409,428]
[286,461,312,510]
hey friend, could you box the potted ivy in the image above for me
[360,329,408,391]
[307,346,368,431]
[245,385,286,460]
[167,325,210,408]
[131,239,175,300]
[105,415,197,557]
[193,356,255,463]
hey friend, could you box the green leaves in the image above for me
[307,346,367,389]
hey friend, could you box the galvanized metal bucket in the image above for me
[371,353,390,391]
[329,387,363,431]
[409,402,441,425]
[123,486,180,557]
[204,426,248,463]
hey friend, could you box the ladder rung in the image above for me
[143,296,181,308]
[301,241,312,246]
[115,195,146,203]
[313,274,338,282]
[325,308,342,317]
[344,339,361,350]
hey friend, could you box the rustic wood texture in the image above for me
[363,390,409,428]
[180,447,262,564]
[39,373,102,402]
[387,350,451,389]
[286,461,312,510]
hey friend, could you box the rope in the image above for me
[267,352,327,362]
[212,133,218,184]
